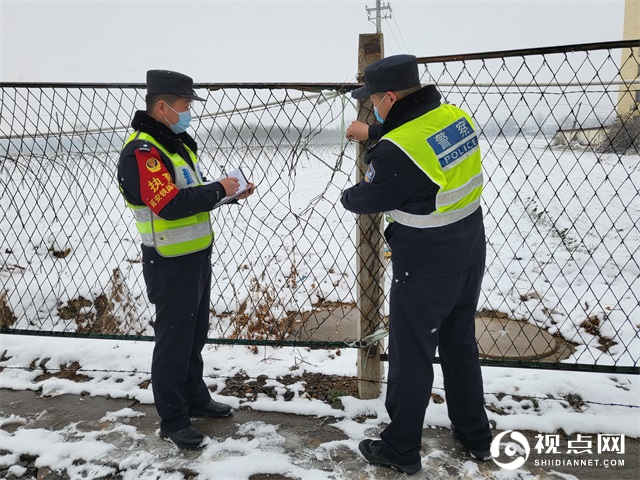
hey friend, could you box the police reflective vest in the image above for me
[382,104,483,228]
[122,131,214,257]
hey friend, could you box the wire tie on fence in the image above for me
[346,328,389,349]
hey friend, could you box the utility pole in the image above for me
[570,102,583,131]
[366,0,392,34]
[570,102,582,143]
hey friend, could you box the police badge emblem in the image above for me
[146,157,161,173]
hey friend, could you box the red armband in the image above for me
[135,146,179,215]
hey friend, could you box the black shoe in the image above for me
[160,426,206,450]
[189,400,233,418]
[358,439,422,475]
[451,426,492,461]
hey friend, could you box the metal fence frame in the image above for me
[1,40,638,376]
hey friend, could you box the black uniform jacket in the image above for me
[340,86,486,280]
[118,111,226,261]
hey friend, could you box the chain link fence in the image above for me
[1,41,638,373]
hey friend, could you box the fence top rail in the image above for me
[0,81,360,91]
[1,40,637,91]
[416,39,640,64]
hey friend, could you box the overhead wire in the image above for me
[384,19,404,54]
[391,15,411,52]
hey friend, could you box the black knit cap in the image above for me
[352,54,420,99]
[146,69,206,101]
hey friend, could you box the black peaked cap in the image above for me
[352,54,420,99]
[146,69,206,101]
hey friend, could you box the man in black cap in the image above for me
[117,69,255,449]
[341,54,492,474]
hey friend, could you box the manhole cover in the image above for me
[291,308,573,362]
[475,315,571,361]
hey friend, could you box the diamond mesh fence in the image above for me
[1,41,638,373]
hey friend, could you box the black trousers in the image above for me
[380,261,491,464]
[142,247,213,433]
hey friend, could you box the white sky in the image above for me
[0,0,627,83]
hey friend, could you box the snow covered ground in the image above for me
[1,136,638,367]
[0,335,638,479]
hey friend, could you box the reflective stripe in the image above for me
[436,172,484,208]
[387,198,481,229]
[140,222,213,247]
[139,233,154,247]
[130,207,154,223]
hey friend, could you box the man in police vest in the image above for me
[117,70,255,449]
[341,55,492,475]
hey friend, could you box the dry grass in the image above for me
[33,360,91,383]
[580,315,618,353]
[228,279,298,342]
[0,290,17,329]
[476,308,510,321]
[218,370,358,405]
[56,268,141,335]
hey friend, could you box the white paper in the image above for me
[208,167,251,207]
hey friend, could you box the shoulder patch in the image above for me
[134,146,179,214]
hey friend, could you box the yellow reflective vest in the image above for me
[122,131,214,257]
[382,104,483,228]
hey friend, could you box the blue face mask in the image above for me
[373,94,387,124]
[165,104,192,134]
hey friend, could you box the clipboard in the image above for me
[208,167,252,208]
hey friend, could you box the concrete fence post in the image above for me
[355,33,385,400]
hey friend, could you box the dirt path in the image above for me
[1,389,637,479]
